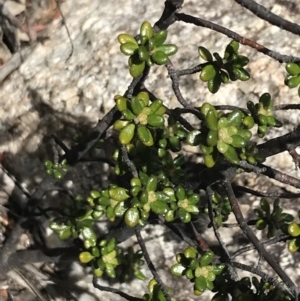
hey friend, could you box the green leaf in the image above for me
[198,46,213,62]
[171,263,185,276]
[286,62,300,75]
[118,34,138,46]
[231,135,246,148]
[152,30,167,47]
[131,97,144,115]
[109,187,130,202]
[137,125,154,146]
[206,109,218,131]
[227,110,243,127]
[233,67,250,81]
[147,114,164,127]
[125,208,140,227]
[138,45,150,62]
[150,200,169,214]
[200,250,214,266]
[195,276,207,292]
[119,123,135,145]
[79,251,94,263]
[178,208,191,223]
[129,60,145,78]
[151,51,169,65]
[186,130,201,146]
[140,21,153,39]
[207,74,222,94]
[184,246,198,259]
[120,42,139,56]
[157,44,178,56]
[223,145,239,164]
[206,130,218,146]
[200,64,217,82]
[286,75,300,89]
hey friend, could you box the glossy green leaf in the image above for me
[184,246,198,259]
[131,97,145,115]
[204,154,216,168]
[178,208,191,223]
[206,130,218,146]
[201,103,216,117]
[200,64,217,82]
[151,51,169,65]
[147,114,164,127]
[152,30,167,47]
[137,125,154,146]
[206,109,218,131]
[79,251,94,263]
[195,276,207,292]
[140,21,153,39]
[217,141,229,154]
[150,200,169,214]
[186,130,201,146]
[286,62,300,75]
[171,263,185,276]
[138,45,150,62]
[231,135,246,148]
[288,222,300,237]
[109,187,130,202]
[120,42,139,56]
[243,116,255,129]
[223,145,239,164]
[113,119,130,131]
[118,34,138,46]
[286,75,300,89]
[137,91,150,107]
[288,237,300,253]
[129,56,145,77]
[233,67,250,81]
[156,44,178,56]
[227,110,243,127]
[200,250,214,266]
[125,208,140,227]
[207,74,222,94]
[198,46,213,62]
[119,123,135,145]
[148,99,163,114]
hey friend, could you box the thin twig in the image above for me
[135,229,172,301]
[223,178,297,297]
[206,186,239,281]
[93,277,142,301]
[175,13,300,63]
[234,0,300,37]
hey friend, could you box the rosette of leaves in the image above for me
[187,103,253,167]
[118,21,178,77]
[87,186,131,223]
[117,248,146,281]
[50,195,95,241]
[212,276,291,301]
[239,141,265,165]
[203,190,231,228]
[247,93,282,138]
[249,198,293,238]
[79,237,120,278]
[157,116,188,154]
[198,40,250,94]
[285,62,300,97]
[171,247,225,296]
[114,91,166,147]
[44,159,68,179]
[161,185,200,223]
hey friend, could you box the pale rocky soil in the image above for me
[0,0,300,300]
